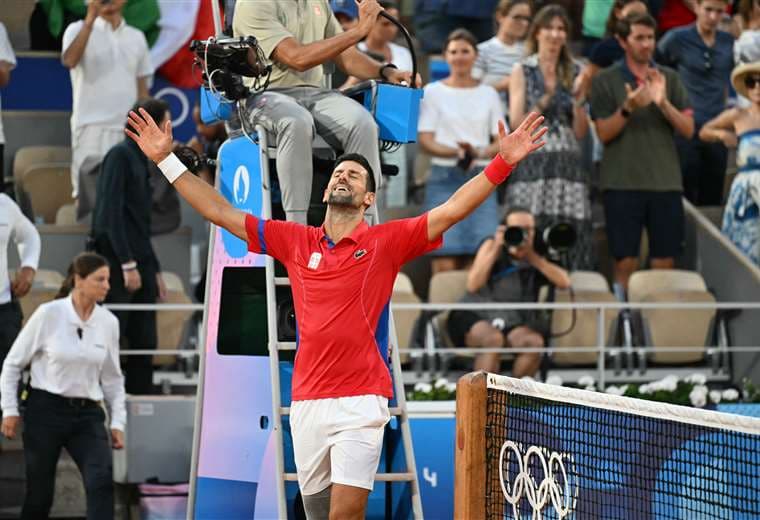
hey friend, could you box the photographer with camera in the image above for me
[232,0,416,224]
[446,207,570,376]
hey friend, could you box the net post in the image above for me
[454,371,488,519]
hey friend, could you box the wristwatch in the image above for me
[379,63,398,81]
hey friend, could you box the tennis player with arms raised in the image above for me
[125,108,546,520]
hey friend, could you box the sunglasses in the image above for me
[745,76,760,90]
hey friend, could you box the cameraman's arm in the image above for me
[526,252,571,290]
[467,237,501,293]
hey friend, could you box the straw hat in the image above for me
[731,61,760,98]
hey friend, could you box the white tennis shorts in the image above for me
[290,394,390,495]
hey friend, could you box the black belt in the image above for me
[29,388,101,409]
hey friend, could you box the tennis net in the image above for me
[454,372,760,519]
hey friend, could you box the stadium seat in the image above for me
[12,146,72,181]
[628,270,716,364]
[550,271,618,366]
[426,269,469,350]
[155,272,193,366]
[18,164,74,223]
[391,272,422,364]
[55,203,78,226]
[18,269,65,325]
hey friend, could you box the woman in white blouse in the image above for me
[0,252,125,520]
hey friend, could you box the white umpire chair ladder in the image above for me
[257,125,424,518]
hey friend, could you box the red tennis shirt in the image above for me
[245,212,442,401]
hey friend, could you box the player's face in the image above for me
[324,160,371,208]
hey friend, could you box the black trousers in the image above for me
[21,389,114,520]
[676,133,729,206]
[0,300,23,415]
[97,240,158,395]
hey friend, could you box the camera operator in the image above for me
[232,0,416,224]
[446,207,570,376]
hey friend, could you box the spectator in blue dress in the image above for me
[657,0,735,206]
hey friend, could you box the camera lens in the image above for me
[504,226,525,247]
[543,222,577,251]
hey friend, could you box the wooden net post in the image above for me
[454,371,488,519]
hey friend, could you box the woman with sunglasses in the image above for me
[0,252,125,519]
[472,0,533,117]
[700,62,760,265]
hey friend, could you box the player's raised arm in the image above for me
[426,112,547,241]
[125,108,248,241]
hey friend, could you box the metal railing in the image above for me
[99,300,760,389]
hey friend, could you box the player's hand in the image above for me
[124,269,142,293]
[356,0,384,35]
[496,113,547,166]
[1,416,20,439]
[11,266,35,298]
[125,108,174,164]
[111,429,125,449]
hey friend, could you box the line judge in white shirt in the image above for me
[0,252,126,520]
[62,0,153,199]
[0,193,40,393]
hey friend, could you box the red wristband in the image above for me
[483,154,514,185]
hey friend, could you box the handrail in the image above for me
[391,301,760,310]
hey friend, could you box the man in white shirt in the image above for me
[0,22,16,190]
[0,193,40,411]
[62,0,153,199]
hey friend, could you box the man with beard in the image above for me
[590,12,694,291]
[124,107,547,520]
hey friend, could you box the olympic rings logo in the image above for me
[498,441,577,519]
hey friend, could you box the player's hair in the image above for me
[334,153,376,193]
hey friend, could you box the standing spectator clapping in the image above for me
[62,0,153,199]
[418,29,505,274]
[506,4,594,271]
[1,252,125,519]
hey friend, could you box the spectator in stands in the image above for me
[187,104,226,170]
[342,1,414,89]
[0,252,125,520]
[590,12,694,290]
[577,0,650,98]
[414,0,499,54]
[447,207,570,376]
[506,4,593,271]
[472,0,533,117]
[734,0,760,106]
[91,98,169,395]
[700,62,760,265]
[658,0,734,206]
[418,29,504,274]
[233,0,415,224]
[331,0,360,31]
[0,22,15,190]
[650,0,698,34]
[62,0,153,200]
[581,0,615,54]
[0,194,40,410]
